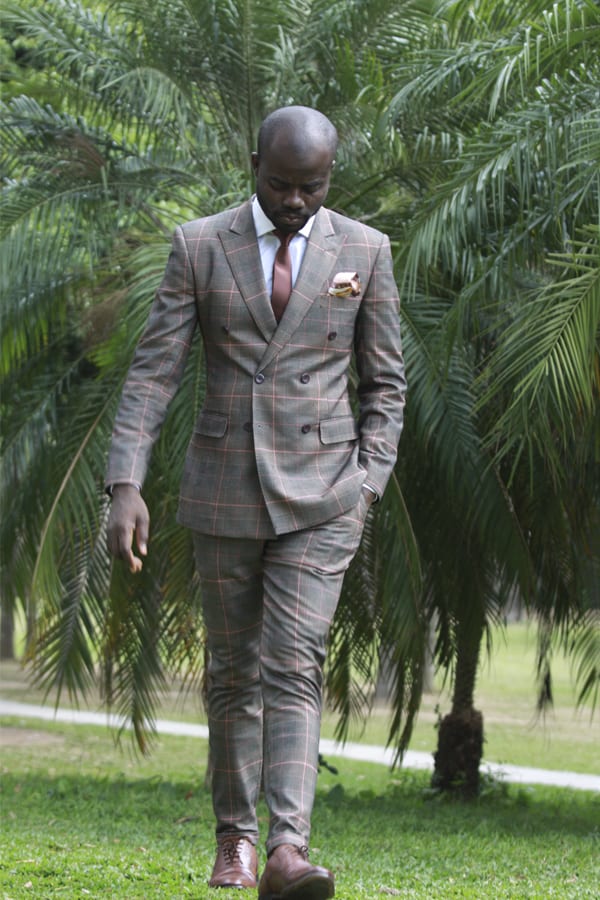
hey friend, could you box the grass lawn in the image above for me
[2,619,599,898]
[1,719,599,899]
[2,620,598,774]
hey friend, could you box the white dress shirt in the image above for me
[251,196,316,295]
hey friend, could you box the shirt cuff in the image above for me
[362,483,379,502]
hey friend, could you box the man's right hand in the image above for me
[106,484,150,574]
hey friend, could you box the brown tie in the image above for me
[271,230,293,322]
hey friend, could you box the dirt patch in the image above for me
[1,726,66,747]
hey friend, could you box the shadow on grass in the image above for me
[4,767,598,841]
[316,772,599,839]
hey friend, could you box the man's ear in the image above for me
[251,152,259,175]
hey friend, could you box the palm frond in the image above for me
[568,609,600,712]
[481,235,600,470]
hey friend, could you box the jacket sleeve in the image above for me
[354,233,406,497]
[105,226,198,489]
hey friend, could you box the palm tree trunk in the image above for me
[0,602,15,661]
[432,611,484,797]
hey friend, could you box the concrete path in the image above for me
[1,699,598,793]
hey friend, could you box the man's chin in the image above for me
[275,215,307,232]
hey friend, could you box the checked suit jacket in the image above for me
[106,199,406,538]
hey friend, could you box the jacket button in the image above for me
[327,331,337,341]
[255,372,265,384]
[243,421,252,432]
[222,325,230,334]
[301,424,311,434]
[300,373,310,384]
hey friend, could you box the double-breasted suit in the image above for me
[106,200,406,534]
[106,198,406,856]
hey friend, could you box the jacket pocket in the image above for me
[194,410,228,437]
[319,415,359,444]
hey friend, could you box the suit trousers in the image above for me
[192,491,369,853]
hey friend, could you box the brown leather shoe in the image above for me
[258,843,334,899]
[209,836,258,889]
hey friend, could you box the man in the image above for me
[106,106,406,899]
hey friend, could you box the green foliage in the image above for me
[0,0,428,752]
[1,0,598,768]
[385,0,600,727]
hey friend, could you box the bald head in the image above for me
[257,106,338,160]
[251,106,338,234]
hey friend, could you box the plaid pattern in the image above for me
[192,492,369,852]
[106,200,406,852]
[106,201,406,537]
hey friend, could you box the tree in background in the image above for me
[1,0,597,789]
[386,0,599,791]
[0,0,426,751]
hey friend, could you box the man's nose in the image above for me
[283,189,304,209]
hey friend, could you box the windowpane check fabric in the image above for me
[106,199,407,538]
[105,197,406,854]
[192,493,369,852]
[271,230,293,322]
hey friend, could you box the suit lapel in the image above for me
[258,208,344,371]
[219,202,276,342]
[219,204,345,365]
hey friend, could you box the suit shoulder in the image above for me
[178,202,248,238]
[325,207,388,245]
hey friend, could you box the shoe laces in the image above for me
[221,838,246,865]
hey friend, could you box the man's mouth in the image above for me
[278,213,305,224]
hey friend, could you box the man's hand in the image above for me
[106,484,150,574]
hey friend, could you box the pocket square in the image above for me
[328,271,361,298]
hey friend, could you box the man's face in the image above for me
[251,136,334,234]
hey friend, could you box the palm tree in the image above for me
[1,0,428,750]
[3,0,596,789]
[385,0,600,790]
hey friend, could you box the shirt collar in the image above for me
[251,195,316,240]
